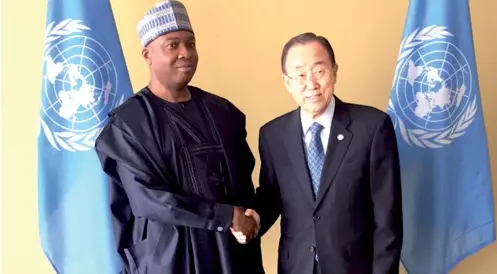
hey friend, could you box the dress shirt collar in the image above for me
[301,96,336,135]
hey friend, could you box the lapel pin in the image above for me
[337,134,344,141]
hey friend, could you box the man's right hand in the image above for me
[230,206,258,244]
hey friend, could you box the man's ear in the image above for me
[283,75,292,93]
[142,47,152,65]
[331,63,338,84]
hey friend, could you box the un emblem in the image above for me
[388,25,477,149]
[40,19,124,152]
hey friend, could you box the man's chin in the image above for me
[303,104,326,118]
[176,74,195,86]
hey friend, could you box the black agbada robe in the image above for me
[95,86,265,274]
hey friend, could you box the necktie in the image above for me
[307,122,324,198]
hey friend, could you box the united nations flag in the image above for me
[387,0,495,273]
[38,0,133,273]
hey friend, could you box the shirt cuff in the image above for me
[209,203,234,232]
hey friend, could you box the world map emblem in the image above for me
[388,25,477,149]
[40,19,124,152]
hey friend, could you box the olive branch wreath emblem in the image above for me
[388,25,477,149]
[40,19,123,152]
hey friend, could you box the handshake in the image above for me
[230,206,260,244]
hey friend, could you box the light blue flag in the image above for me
[38,0,133,273]
[387,0,495,273]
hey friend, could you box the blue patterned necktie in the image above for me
[307,122,324,198]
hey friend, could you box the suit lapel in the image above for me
[283,109,315,206]
[314,98,353,211]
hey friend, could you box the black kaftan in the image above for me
[95,86,264,274]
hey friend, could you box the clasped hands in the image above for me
[230,206,260,244]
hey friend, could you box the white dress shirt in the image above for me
[301,97,336,155]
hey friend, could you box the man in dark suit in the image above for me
[233,32,403,274]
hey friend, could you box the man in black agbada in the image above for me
[94,1,264,273]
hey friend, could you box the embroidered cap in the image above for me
[137,0,194,47]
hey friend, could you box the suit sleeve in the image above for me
[232,109,257,209]
[369,114,403,274]
[254,128,282,237]
[95,122,234,232]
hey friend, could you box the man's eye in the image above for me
[167,43,179,48]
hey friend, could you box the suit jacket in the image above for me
[255,96,403,274]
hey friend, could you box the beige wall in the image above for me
[2,0,496,273]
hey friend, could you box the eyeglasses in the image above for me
[286,66,332,86]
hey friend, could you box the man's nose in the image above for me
[306,77,320,90]
[178,45,193,59]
